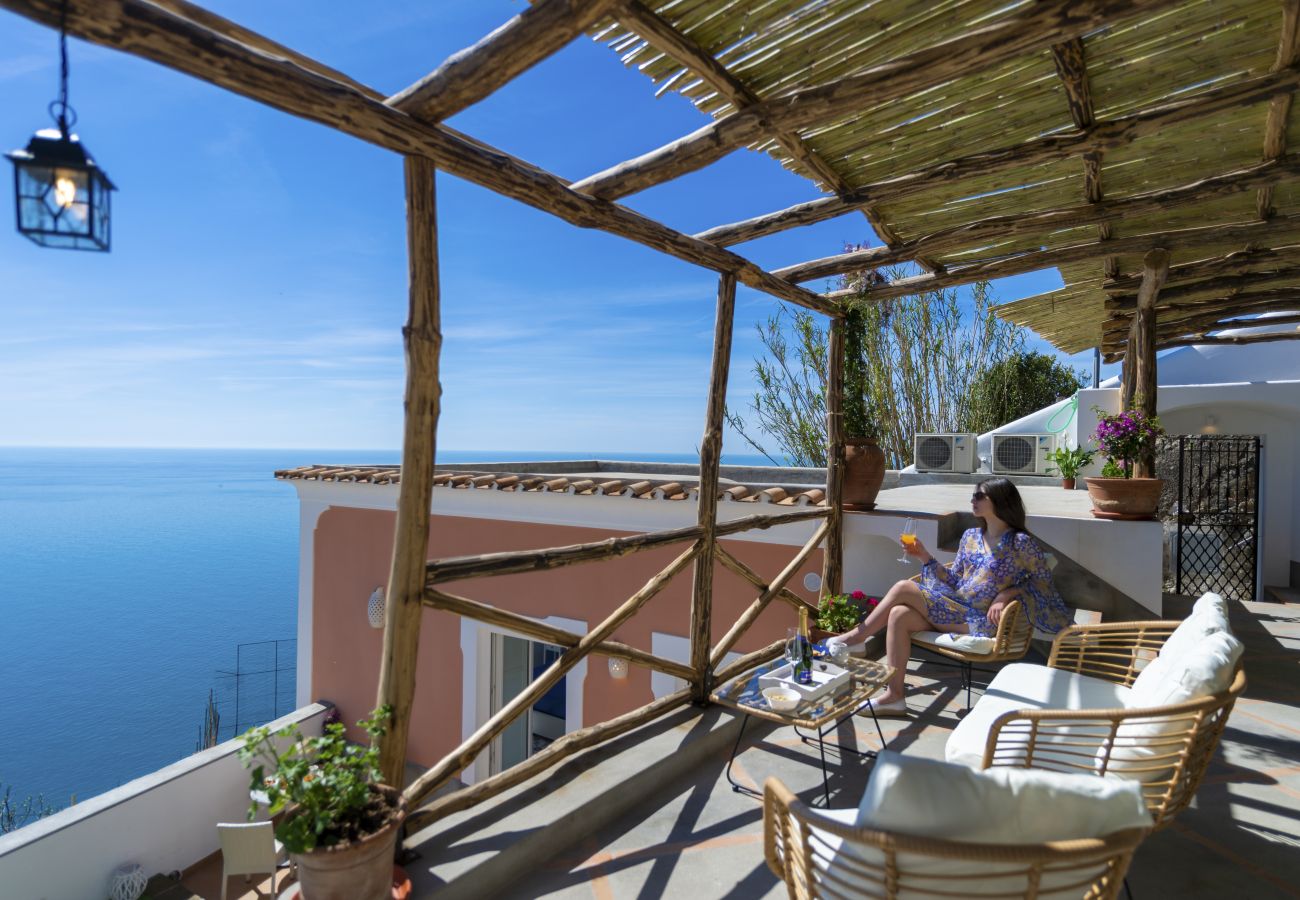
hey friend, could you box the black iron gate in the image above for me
[1164,435,1261,602]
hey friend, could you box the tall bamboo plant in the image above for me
[728,256,1025,468]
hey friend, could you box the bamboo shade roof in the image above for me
[592,0,1300,354]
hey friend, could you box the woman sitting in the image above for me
[828,477,1071,716]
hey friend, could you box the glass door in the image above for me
[488,635,567,775]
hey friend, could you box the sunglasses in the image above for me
[971,491,988,502]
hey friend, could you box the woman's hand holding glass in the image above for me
[900,531,933,565]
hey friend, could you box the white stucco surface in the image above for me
[0,704,328,900]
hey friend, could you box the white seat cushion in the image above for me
[797,752,1150,898]
[945,663,1132,768]
[913,631,996,654]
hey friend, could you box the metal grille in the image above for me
[993,436,1035,473]
[213,639,297,741]
[916,436,953,470]
[1169,435,1261,602]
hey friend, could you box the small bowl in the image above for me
[763,686,800,712]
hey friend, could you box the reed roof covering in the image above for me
[592,0,1300,355]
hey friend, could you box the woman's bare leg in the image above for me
[880,605,930,702]
[841,579,931,644]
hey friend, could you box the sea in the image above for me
[0,447,770,813]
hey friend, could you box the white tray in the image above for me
[758,660,851,702]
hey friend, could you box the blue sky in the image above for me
[0,2,1109,453]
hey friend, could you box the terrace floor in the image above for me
[181,590,1299,899]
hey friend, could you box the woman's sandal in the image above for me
[865,697,909,717]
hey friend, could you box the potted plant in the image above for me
[239,706,406,900]
[814,590,878,639]
[1083,404,1166,520]
[1046,445,1095,490]
[841,303,887,510]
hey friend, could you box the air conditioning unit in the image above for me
[914,433,978,473]
[991,433,1057,475]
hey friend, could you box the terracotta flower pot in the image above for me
[291,785,407,900]
[842,437,886,511]
[1083,476,1164,520]
[1062,477,1076,490]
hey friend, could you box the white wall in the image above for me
[840,509,1163,614]
[1076,383,1300,592]
[0,704,328,900]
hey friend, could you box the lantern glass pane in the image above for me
[12,156,111,251]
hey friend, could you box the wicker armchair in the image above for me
[763,777,1146,899]
[910,590,1034,709]
[978,620,1246,830]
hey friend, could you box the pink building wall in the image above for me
[311,506,823,769]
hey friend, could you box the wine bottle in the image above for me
[797,606,814,685]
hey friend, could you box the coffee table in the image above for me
[710,656,893,806]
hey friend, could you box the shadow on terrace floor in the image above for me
[187,592,1300,899]
[502,592,1299,899]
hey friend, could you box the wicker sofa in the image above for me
[763,752,1151,900]
[944,592,1246,829]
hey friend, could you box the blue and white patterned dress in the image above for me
[918,528,1071,638]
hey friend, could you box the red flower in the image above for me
[851,590,867,601]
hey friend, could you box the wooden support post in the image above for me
[690,273,736,703]
[821,316,846,599]
[1122,248,1169,478]
[376,157,442,788]
[404,542,700,807]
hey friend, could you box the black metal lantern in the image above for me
[6,3,114,251]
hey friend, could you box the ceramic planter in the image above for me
[842,437,886,511]
[1084,476,1163,520]
[290,785,407,900]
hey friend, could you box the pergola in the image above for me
[9,0,1300,840]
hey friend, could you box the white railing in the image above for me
[0,703,329,900]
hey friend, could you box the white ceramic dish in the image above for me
[758,660,851,702]
[762,686,800,712]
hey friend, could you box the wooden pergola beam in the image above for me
[609,1,933,270]
[1051,36,1118,284]
[571,0,1179,201]
[696,67,1300,248]
[0,0,835,316]
[1107,264,1300,309]
[386,0,620,121]
[775,156,1300,282]
[1155,330,1300,351]
[1257,0,1300,218]
[1102,290,1300,338]
[823,215,1300,304]
[1111,304,1300,345]
[1104,245,1300,291]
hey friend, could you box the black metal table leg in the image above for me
[724,713,759,797]
[815,719,831,806]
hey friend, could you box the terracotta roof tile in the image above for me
[273,465,828,507]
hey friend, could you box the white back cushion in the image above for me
[1104,630,1243,780]
[857,751,1151,841]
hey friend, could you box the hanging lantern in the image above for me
[6,3,115,251]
